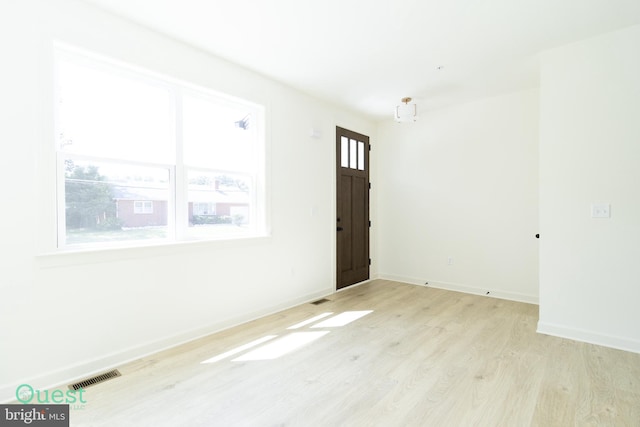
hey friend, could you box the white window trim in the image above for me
[51,43,268,253]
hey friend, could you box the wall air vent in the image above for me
[68,369,121,390]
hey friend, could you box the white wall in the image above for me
[538,25,640,352]
[0,0,375,401]
[376,89,539,303]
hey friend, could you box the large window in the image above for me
[54,46,265,249]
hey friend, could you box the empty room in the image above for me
[1,0,640,425]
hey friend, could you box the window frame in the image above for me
[134,201,154,215]
[53,44,267,252]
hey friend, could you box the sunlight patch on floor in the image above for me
[201,310,373,364]
[232,332,330,361]
[311,310,373,328]
[287,312,334,329]
[201,335,278,364]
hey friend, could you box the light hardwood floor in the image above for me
[69,280,640,426]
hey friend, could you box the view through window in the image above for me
[54,46,265,249]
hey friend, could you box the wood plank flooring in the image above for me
[69,280,640,426]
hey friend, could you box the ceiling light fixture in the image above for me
[394,97,417,123]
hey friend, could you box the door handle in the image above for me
[535,234,540,239]
[337,227,343,231]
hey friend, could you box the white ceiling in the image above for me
[82,0,640,120]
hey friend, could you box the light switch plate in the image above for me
[591,204,610,218]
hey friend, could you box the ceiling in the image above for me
[82,0,640,120]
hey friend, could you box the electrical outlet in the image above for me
[591,203,610,218]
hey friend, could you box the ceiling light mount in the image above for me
[395,97,417,123]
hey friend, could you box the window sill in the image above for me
[36,234,272,269]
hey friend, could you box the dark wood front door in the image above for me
[336,127,370,289]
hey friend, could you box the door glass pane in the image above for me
[358,141,365,170]
[340,136,349,168]
[63,159,169,245]
[349,139,357,169]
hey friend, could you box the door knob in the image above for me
[535,234,540,239]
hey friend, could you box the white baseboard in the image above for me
[537,321,640,354]
[378,274,539,305]
[0,288,332,403]
[335,277,377,293]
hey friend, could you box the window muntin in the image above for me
[134,201,154,214]
[339,135,366,171]
[55,47,265,250]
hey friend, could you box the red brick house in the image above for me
[112,184,249,228]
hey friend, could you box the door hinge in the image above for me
[368,182,371,190]
[369,258,372,265]
[368,220,371,227]
[368,144,371,151]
